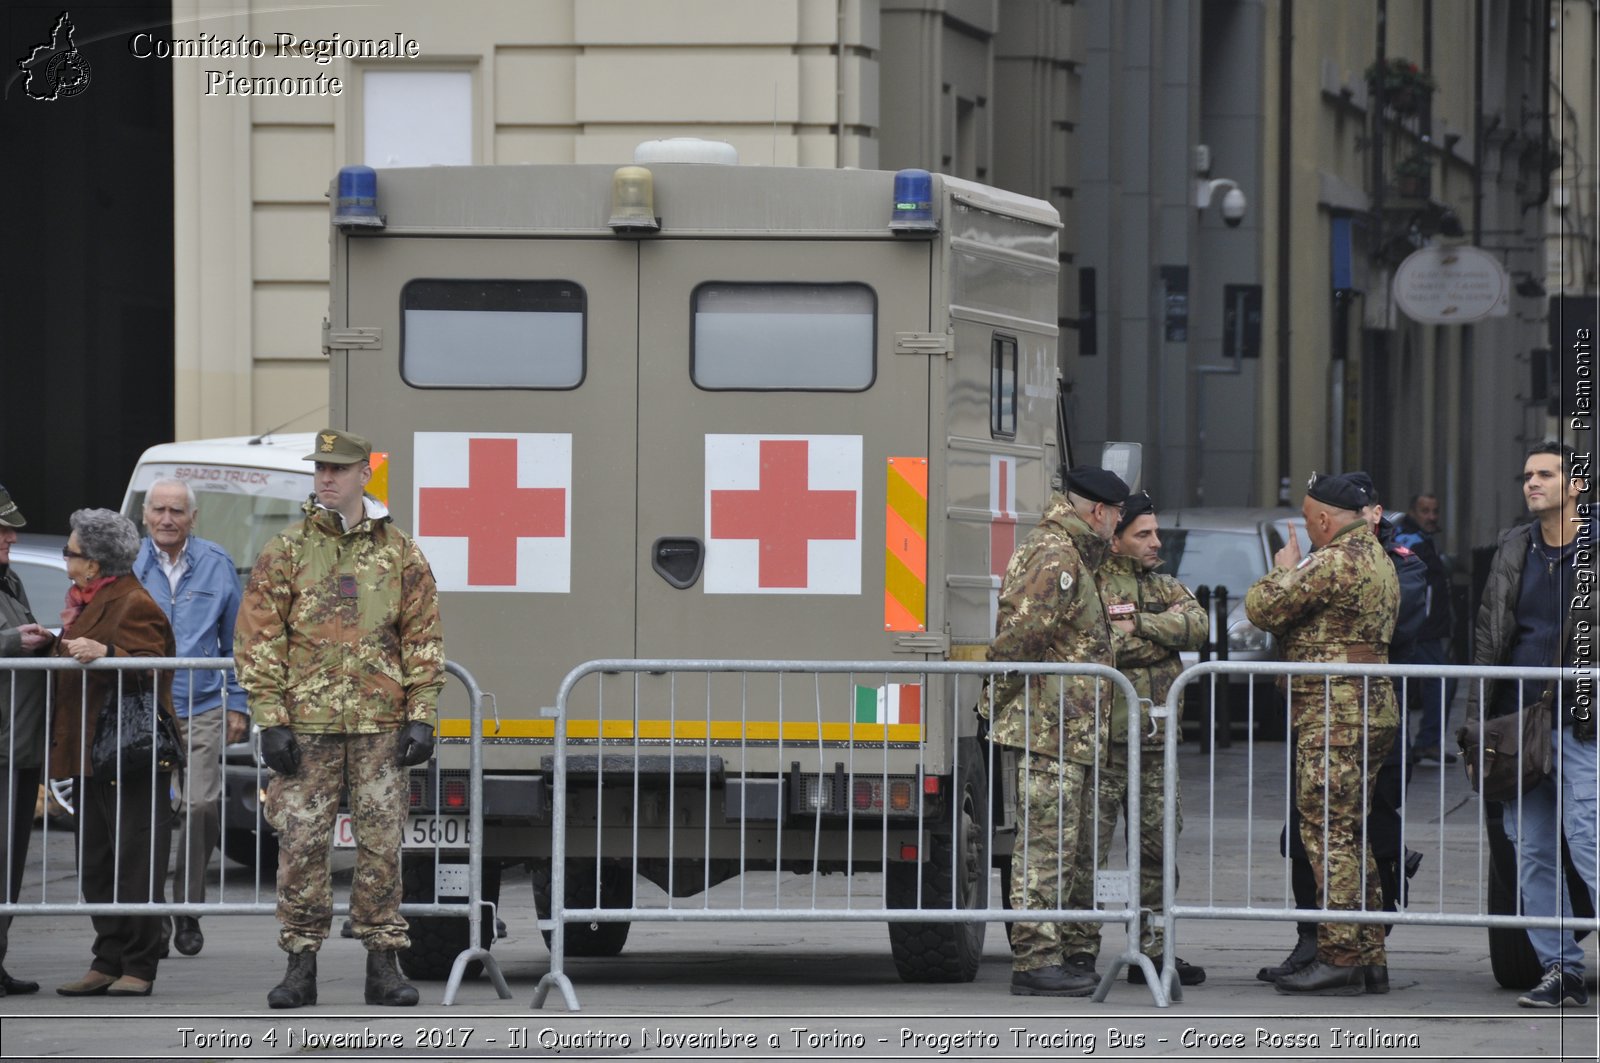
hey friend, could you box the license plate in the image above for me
[333,813,471,849]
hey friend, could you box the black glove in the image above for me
[259,726,301,776]
[396,721,435,766]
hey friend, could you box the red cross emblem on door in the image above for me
[705,435,862,594]
[414,434,570,591]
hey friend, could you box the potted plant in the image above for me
[1365,57,1437,115]
[1393,152,1433,198]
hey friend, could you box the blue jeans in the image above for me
[1508,723,1600,974]
[1405,639,1453,751]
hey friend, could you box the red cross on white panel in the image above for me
[704,435,862,595]
[413,433,571,593]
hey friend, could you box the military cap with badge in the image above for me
[1305,471,1370,512]
[306,428,373,466]
[0,483,25,528]
[1063,464,1132,506]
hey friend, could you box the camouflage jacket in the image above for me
[1244,519,1399,737]
[1102,552,1208,752]
[236,497,445,734]
[983,494,1115,764]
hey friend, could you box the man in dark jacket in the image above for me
[0,485,52,997]
[1394,493,1457,763]
[1473,442,1596,1009]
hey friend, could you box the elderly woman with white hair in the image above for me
[48,509,176,998]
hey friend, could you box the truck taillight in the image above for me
[407,777,425,809]
[847,777,921,816]
[442,777,468,810]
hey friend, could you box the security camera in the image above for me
[1221,187,1247,228]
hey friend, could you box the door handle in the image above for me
[651,537,704,589]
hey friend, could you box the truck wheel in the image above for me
[398,856,500,981]
[886,755,988,982]
[1486,846,1544,990]
[532,860,632,957]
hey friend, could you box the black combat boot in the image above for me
[1256,926,1317,982]
[267,951,317,1009]
[364,950,419,1006]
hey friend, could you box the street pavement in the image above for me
[1,740,1597,1061]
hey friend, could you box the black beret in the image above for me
[1307,472,1368,512]
[1064,465,1131,506]
[1116,490,1155,533]
[1347,471,1379,506]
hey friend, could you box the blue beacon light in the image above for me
[333,165,385,229]
[888,168,938,234]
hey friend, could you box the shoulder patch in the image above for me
[1059,572,1074,593]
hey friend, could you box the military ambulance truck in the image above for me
[329,149,1068,982]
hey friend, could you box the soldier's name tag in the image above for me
[1106,602,1136,617]
[337,574,358,598]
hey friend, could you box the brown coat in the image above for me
[48,575,176,779]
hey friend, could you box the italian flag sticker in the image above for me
[854,683,922,725]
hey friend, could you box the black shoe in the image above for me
[1518,965,1589,1008]
[1256,931,1318,982]
[364,950,419,1006]
[1063,952,1098,979]
[267,951,318,1009]
[1411,746,1442,765]
[1129,957,1206,986]
[0,968,40,995]
[1364,965,1390,994]
[172,916,204,956]
[1273,960,1365,996]
[1010,964,1097,997]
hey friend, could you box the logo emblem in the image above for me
[320,433,338,453]
[17,13,92,101]
[1059,572,1074,593]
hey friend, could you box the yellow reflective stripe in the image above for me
[436,719,923,743]
[884,457,928,632]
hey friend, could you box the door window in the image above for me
[691,282,875,390]
[402,279,586,389]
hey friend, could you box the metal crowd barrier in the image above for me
[0,656,503,1005]
[532,659,1161,1012]
[1157,660,1596,1002]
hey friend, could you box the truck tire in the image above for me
[886,755,988,982]
[398,856,500,981]
[532,860,632,958]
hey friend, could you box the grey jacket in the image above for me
[0,566,50,771]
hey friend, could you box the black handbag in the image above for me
[90,684,184,777]
[1456,688,1553,803]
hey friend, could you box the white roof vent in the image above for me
[633,138,739,165]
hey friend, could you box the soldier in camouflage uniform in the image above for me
[983,465,1128,997]
[1245,472,1399,996]
[236,429,445,1009]
[1058,492,1209,986]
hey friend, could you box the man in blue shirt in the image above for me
[134,479,247,958]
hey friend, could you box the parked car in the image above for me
[1157,507,1308,738]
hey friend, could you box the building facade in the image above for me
[160,0,1587,554]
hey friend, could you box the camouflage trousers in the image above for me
[1009,752,1093,971]
[1295,722,1397,966]
[266,731,409,954]
[1058,752,1181,959]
